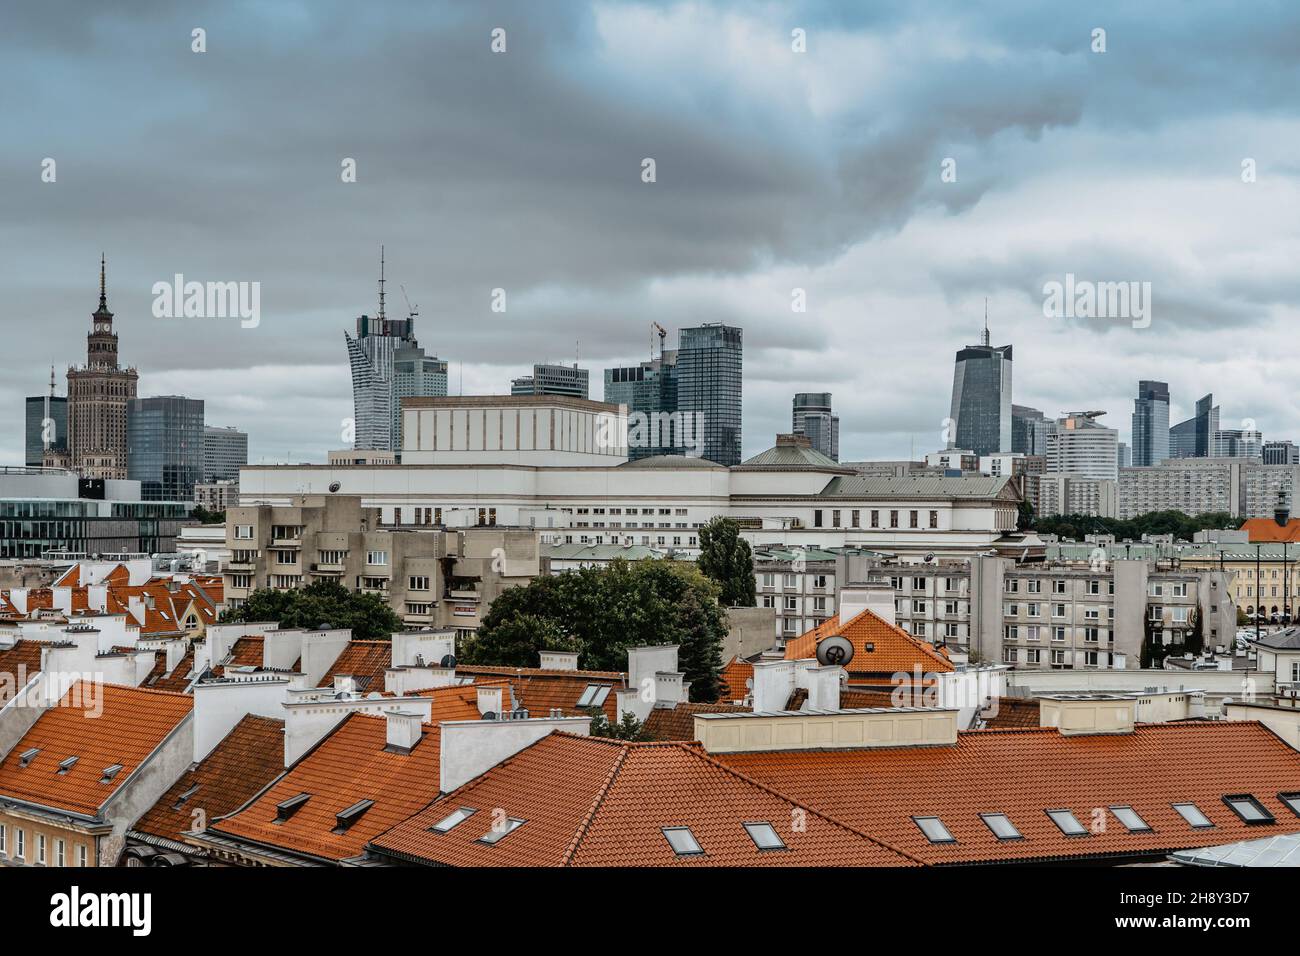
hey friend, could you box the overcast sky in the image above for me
[4,0,1300,465]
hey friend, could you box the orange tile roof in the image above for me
[784,608,954,678]
[643,702,751,741]
[133,715,284,846]
[457,665,625,722]
[979,697,1041,730]
[147,650,195,693]
[717,721,1300,864]
[0,682,192,817]
[209,712,442,863]
[411,683,498,723]
[0,640,47,706]
[1241,517,1300,543]
[369,734,919,867]
[317,641,393,692]
[211,636,264,677]
[719,656,753,702]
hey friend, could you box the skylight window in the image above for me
[1172,803,1214,829]
[980,813,1023,841]
[662,826,704,856]
[1109,806,1152,833]
[57,756,79,775]
[100,764,124,784]
[576,684,611,709]
[912,816,956,844]
[743,822,786,850]
[1223,794,1274,825]
[430,807,476,834]
[332,799,374,833]
[275,792,311,822]
[18,748,40,768]
[1278,792,1300,818]
[478,818,525,845]
[173,784,201,809]
[1046,809,1089,836]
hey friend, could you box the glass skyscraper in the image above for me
[948,325,1012,457]
[604,351,678,460]
[1130,380,1170,466]
[677,324,743,466]
[126,395,205,501]
[1169,393,1219,458]
[25,394,67,467]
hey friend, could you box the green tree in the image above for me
[220,579,403,640]
[697,517,757,607]
[189,506,226,525]
[588,708,648,740]
[468,558,726,702]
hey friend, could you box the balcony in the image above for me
[448,588,481,603]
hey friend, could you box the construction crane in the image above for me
[650,321,667,363]
[400,284,418,323]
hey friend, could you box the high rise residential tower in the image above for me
[67,256,139,479]
[948,320,1012,457]
[1130,380,1170,467]
[510,363,589,399]
[203,425,249,482]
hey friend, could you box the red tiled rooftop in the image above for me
[133,715,284,845]
[643,701,751,741]
[719,656,753,702]
[317,641,393,693]
[457,665,624,722]
[369,733,919,867]
[0,682,192,817]
[0,639,47,706]
[716,721,1300,865]
[784,608,954,677]
[209,712,442,863]
[1241,517,1300,543]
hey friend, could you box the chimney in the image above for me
[1037,695,1136,735]
[333,675,357,696]
[837,580,896,626]
[801,665,842,710]
[476,685,503,716]
[751,660,796,713]
[653,671,685,707]
[539,650,580,671]
[439,715,589,793]
[384,711,424,754]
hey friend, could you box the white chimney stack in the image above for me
[476,685,504,716]
[751,660,796,713]
[539,650,580,671]
[837,581,896,626]
[385,711,424,754]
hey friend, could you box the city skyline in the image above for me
[5,2,1299,467]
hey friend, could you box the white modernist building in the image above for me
[238,397,1035,560]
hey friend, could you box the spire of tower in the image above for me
[980,297,990,347]
[99,253,108,310]
[377,245,386,322]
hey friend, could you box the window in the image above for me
[56,839,65,866]
[1046,809,1088,836]
[408,576,430,591]
[1172,803,1214,829]
[479,818,526,845]
[333,799,375,833]
[662,826,704,855]
[1110,806,1152,833]
[100,764,123,783]
[929,510,939,528]
[234,525,253,539]
[366,551,388,566]
[912,816,955,844]
[743,822,786,850]
[980,813,1023,840]
[889,510,899,528]
[430,807,476,833]
[78,845,87,867]
[15,829,24,860]
[0,824,5,855]
[870,510,879,528]
[275,792,311,822]
[57,756,78,774]
[18,747,39,768]
[909,510,919,529]
[1278,792,1300,817]
[37,834,46,865]
[576,685,611,709]
[1222,794,1274,825]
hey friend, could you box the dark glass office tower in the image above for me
[1011,404,1049,456]
[126,395,205,501]
[948,325,1012,457]
[1131,380,1170,466]
[1169,393,1219,458]
[25,395,68,467]
[677,324,742,466]
[604,350,679,460]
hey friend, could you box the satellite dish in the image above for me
[481,711,498,721]
[440,654,457,669]
[366,692,382,699]
[817,635,855,667]
[924,553,934,563]
[328,481,341,493]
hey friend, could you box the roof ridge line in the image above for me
[678,743,926,865]
[560,740,630,866]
